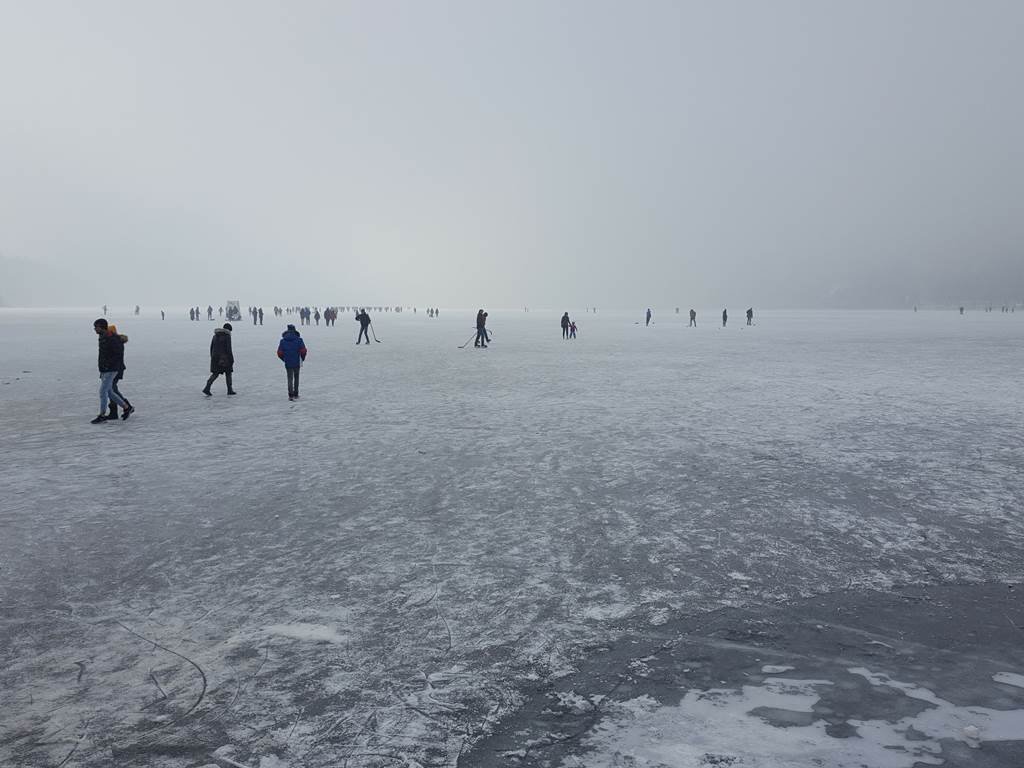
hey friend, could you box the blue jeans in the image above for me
[99,371,127,412]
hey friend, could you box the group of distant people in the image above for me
[189,306,220,321]
[646,307,754,328]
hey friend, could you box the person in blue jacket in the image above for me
[276,324,307,401]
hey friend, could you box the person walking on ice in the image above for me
[689,308,697,327]
[91,318,134,423]
[746,307,754,326]
[355,308,371,344]
[203,323,236,396]
[561,312,571,339]
[277,324,307,401]
[722,308,728,328]
[646,308,652,327]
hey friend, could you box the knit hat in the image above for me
[287,324,296,331]
[223,323,233,331]
[93,318,108,329]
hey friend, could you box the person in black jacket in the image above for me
[203,323,236,396]
[355,309,371,344]
[561,312,570,339]
[474,309,488,347]
[92,318,133,423]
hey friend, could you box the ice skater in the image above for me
[355,308,371,344]
[561,312,571,339]
[646,308,652,327]
[203,323,236,396]
[689,308,697,327]
[475,309,488,347]
[277,324,307,401]
[722,308,728,328]
[91,319,134,423]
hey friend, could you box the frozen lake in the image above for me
[1,308,1022,767]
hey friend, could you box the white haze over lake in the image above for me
[2,0,1023,308]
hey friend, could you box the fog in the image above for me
[1,0,1022,309]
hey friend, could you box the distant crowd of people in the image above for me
[89,302,1019,422]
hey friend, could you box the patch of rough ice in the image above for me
[552,691,592,714]
[582,603,634,620]
[761,665,796,674]
[727,571,751,582]
[993,671,1024,689]
[264,623,347,644]
[648,605,670,625]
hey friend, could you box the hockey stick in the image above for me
[370,322,382,343]
[458,332,477,349]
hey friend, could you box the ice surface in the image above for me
[1,308,1022,767]
[559,668,1024,768]
[994,672,1024,689]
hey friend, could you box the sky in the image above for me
[1,0,1022,308]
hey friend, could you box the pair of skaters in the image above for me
[559,312,578,339]
[90,318,135,423]
[201,323,308,401]
[475,310,490,347]
[202,314,368,403]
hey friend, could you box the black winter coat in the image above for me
[210,328,234,373]
[97,332,125,373]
